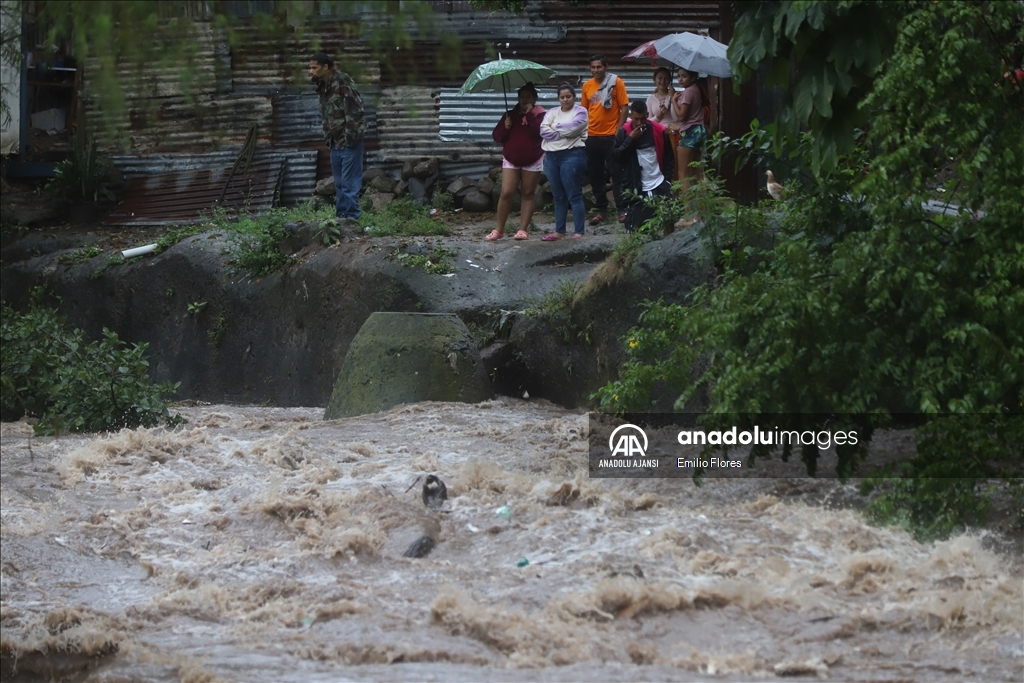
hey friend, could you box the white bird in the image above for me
[766,170,785,200]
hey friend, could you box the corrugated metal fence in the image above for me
[78,1,736,209]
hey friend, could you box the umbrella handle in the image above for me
[502,72,508,110]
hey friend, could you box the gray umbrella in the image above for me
[624,32,732,78]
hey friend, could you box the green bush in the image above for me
[1,291,182,434]
[430,190,455,212]
[525,278,592,344]
[57,245,104,265]
[155,225,203,253]
[206,202,332,276]
[861,415,1023,542]
[392,246,457,275]
[360,199,452,237]
[47,134,121,203]
[592,0,1024,541]
[228,211,290,276]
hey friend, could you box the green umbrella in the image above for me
[457,58,557,109]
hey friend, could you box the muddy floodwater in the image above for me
[2,400,1021,682]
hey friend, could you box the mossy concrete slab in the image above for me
[324,312,492,419]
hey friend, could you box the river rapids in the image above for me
[1,400,1021,681]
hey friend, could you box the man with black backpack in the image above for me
[310,53,366,220]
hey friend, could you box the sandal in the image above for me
[484,229,504,241]
[513,230,529,241]
[541,233,563,241]
[673,218,699,229]
[571,233,582,239]
[588,213,605,226]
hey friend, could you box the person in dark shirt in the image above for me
[487,84,546,241]
[310,52,366,220]
[612,100,674,233]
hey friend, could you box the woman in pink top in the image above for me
[672,68,709,227]
[645,67,681,180]
[673,68,708,189]
[487,84,545,241]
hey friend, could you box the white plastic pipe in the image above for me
[121,244,157,259]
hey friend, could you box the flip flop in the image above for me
[588,213,605,226]
[484,230,504,241]
[541,233,563,241]
[513,230,529,241]
[571,233,582,239]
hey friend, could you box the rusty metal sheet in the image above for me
[88,95,274,156]
[378,2,724,87]
[109,149,317,207]
[105,157,285,226]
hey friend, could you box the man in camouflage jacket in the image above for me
[310,53,366,219]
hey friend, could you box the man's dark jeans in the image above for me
[585,135,622,215]
[330,138,364,219]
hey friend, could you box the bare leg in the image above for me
[670,132,682,182]
[518,170,540,232]
[495,168,521,235]
[674,146,701,228]
[692,147,704,183]
[676,146,696,195]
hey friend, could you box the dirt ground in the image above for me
[0,175,627,254]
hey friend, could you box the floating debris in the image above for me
[422,474,448,510]
[402,535,436,559]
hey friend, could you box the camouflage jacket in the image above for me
[317,70,365,147]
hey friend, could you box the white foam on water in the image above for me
[1,401,1021,681]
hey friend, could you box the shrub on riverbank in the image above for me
[593,0,1024,541]
[1,289,181,434]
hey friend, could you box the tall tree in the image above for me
[597,0,1023,539]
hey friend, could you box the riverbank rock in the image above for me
[368,192,394,211]
[324,312,492,419]
[0,215,707,409]
[315,177,334,196]
[477,177,495,196]
[461,189,492,213]
[362,168,388,184]
[446,176,475,196]
[367,175,397,194]
[413,158,439,179]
